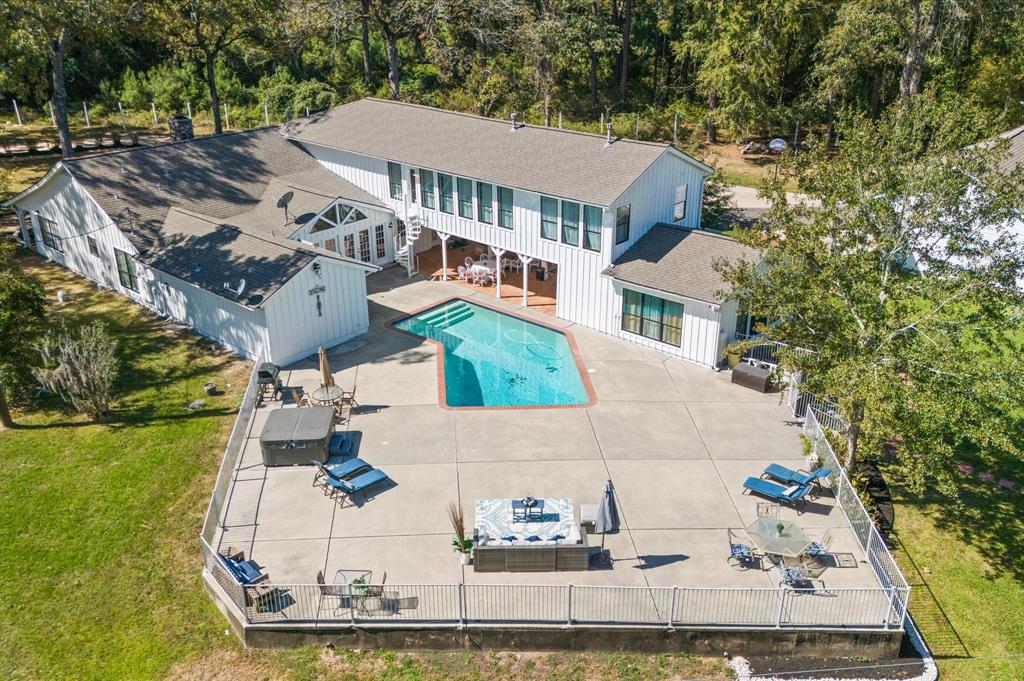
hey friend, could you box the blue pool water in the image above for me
[393,299,591,408]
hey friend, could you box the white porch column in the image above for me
[492,248,505,299]
[519,255,534,307]
[438,232,450,281]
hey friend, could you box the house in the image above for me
[10,98,758,369]
[283,98,756,367]
[7,127,382,366]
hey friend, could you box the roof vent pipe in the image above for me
[605,123,613,146]
[510,112,517,131]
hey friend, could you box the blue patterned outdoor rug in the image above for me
[474,497,581,545]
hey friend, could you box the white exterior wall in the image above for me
[263,256,371,366]
[15,169,156,308]
[289,201,396,267]
[153,271,271,360]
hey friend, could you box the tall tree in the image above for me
[899,0,944,97]
[0,241,47,430]
[6,0,125,157]
[720,97,1024,493]
[617,0,633,102]
[367,0,421,99]
[155,0,280,133]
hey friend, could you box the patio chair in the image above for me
[778,565,810,588]
[325,467,390,507]
[316,570,354,611]
[742,477,810,507]
[756,501,780,519]
[217,553,267,585]
[762,463,831,488]
[464,256,474,268]
[457,265,469,281]
[727,528,756,568]
[312,458,373,493]
[329,433,353,459]
[805,529,833,558]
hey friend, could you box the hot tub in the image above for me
[258,407,334,466]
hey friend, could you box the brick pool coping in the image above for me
[386,295,598,411]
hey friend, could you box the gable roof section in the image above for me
[282,98,709,207]
[151,208,376,308]
[55,126,387,255]
[603,225,759,304]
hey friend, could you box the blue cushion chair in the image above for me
[762,463,831,487]
[218,553,267,585]
[324,468,390,507]
[727,528,755,568]
[742,476,810,507]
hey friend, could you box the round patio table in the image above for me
[311,385,344,406]
[744,517,812,558]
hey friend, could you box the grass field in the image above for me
[0,253,730,681]
[885,455,1024,680]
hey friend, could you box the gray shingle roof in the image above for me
[998,124,1024,175]
[62,126,385,254]
[151,208,372,308]
[282,98,706,207]
[603,225,759,304]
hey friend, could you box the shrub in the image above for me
[34,321,119,419]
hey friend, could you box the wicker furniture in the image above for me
[473,527,589,572]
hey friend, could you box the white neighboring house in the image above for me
[283,98,758,367]
[6,127,381,366]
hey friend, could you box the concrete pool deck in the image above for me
[218,267,881,598]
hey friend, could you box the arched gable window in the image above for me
[309,200,369,233]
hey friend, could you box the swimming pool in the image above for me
[392,299,593,408]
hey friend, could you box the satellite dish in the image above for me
[236,279,246,298]
[768,138,787,154]
[276,191,295,226]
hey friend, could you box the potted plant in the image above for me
[447,502,474,565]
[776,521,785,537]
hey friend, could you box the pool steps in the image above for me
[417,302,474,328]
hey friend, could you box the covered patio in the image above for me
[415,236,557,315]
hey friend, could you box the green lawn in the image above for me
[884,456,1024,681]
[0,253,730,681]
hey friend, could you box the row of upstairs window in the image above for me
[390,162,515,230]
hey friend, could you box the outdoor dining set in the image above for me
[455,255,526,286]
[733,462,836,588]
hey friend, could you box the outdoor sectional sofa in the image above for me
[473,527,591,572]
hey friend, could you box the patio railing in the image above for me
[198,356,909,634]
[200,358,263,612]
[239,583,906,630]
[803,408,910,627]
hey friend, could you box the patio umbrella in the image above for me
[593,480,619,548]
[318,346,335,388]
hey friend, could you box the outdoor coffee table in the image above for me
[311,385,344,406]
[512,498,544,523]
[745,517,812,559]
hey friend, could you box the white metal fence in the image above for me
[803,408,910,626]
[199,356,909,633]
[238,583,905,630]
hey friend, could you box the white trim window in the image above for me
[540,196,558,240]
[621,289,683,346]
[38,215,64,253]
[560,200,580,247]
[457,177,473,219]
[497,187,514,229]
[583,205,602,252]
[615,205,630,245]
[114,248,139,291]
[87,236,100,257]
[419,169,436,208]
[477,182,493,224]
[673,185,688,223]
[309,200,368,233]
[387,162,402,199]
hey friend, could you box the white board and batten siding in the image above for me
[16,168,153,306]
[153,271,271,360]
[262,256,371,366]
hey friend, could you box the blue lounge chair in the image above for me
[325,468,390,507]
[329,433,353,458]
[762,463,831,487]
[312,458,372,493]
[743,476,810,507]
[218,553,266,585]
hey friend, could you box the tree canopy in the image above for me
[720,96,1024,495]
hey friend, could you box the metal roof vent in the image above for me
[605,123,613,146]
[510,112,517,131]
